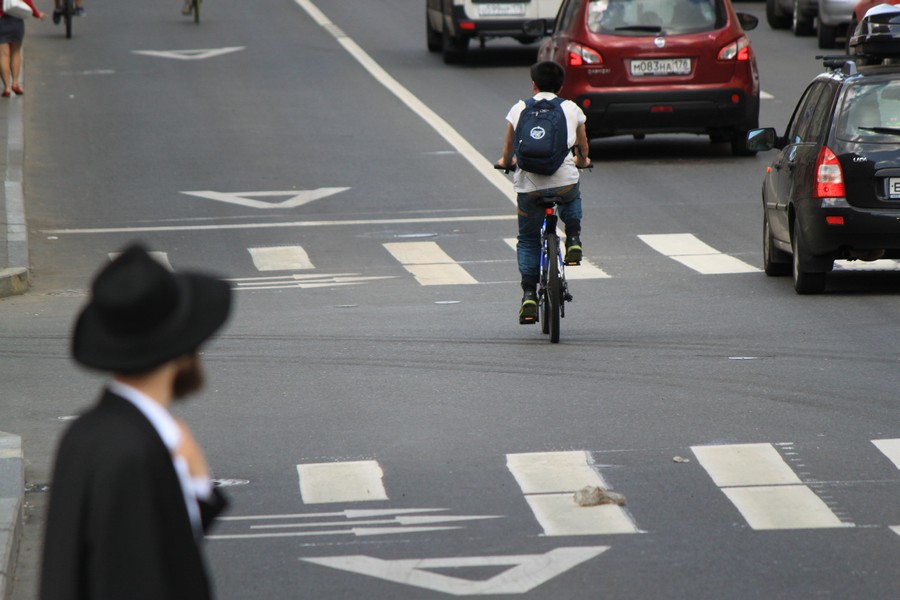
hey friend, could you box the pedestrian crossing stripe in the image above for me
[383,242,478,286]
[638,234,760,274]
[873,439,900,470]
[248,246,314,271]
[297,460,388,504]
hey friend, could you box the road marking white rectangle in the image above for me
[297,460,388,504]
[507,451,606,494]
[639,233,760,274]
[383,242,477,285]
[721,486,846,530]
[109,251,172,271]
[503,238,610,279]
[872,439,900,470]
[891,525,900,537]
[248,246,314,271]
[524,493,639,535]
[691,444,803,487]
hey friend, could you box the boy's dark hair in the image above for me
[530,61,565,93]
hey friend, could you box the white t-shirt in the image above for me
[506,92,586,193]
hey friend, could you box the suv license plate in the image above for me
[478,3,527,16]
[630,58,691,77]
[888,178,900,199]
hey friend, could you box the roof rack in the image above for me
[848,5,900,62]
[817,55,859,75]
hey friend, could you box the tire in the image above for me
[426,14,441,52]
[441,27,468,64]
[193,0,200,24]
[792,0,815,36]
[546,232,561,343]
[767,0,790,29]
[763,213,791,276]
[791,215,827,294]
[64,0,73,39]
[818,21,838,49]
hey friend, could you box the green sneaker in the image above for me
[565,235,582,265]
[519,290,538,324]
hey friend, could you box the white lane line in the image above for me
[293,0,515,204]
[44,214,516,235]
[248,246,314,271]
[297,460,388,504]
[692,444,849,530]
[108,251,173,271]
[692,444,802,487]
[872,439,900,470]
[383,242,478,285]
[503,238,611,279]
[507,451,639,536]
[209,525,458,540]
[220,508,447,521]
[638,233,760,274]
[761,91,774,100]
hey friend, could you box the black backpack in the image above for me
[514,97,570,176]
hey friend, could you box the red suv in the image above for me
[532,0,761,155]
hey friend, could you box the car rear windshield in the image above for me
[837,79,900,143]
[587,0,725,35]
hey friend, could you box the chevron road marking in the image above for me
[302,546,609,595]
[873,439,900,470]
[132,47,245,60]
[692,444,849,530]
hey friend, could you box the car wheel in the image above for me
[764,212,791,276]
[731,130,758,157]
[817,21,838,49]
[791,215,827,294]
[426,14,441,53]
[792,0,815,36]
[441,27,468,64]
[766,0,790,29]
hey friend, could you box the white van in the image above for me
[426,0,563,63]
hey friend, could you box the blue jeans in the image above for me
[516,182,583,290]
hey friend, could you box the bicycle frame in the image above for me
[539,206,568,319]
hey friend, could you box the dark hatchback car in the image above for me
[531,0,761,155]
[747,42,900,293]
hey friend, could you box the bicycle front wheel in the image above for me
[546,232,561,343]
[64,0,73,38]
[193,0,200,23]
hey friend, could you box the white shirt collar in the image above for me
[107,379,181,451]
[534,91,559,100]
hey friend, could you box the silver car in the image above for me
[766,0,854,48]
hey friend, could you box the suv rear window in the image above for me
[587,0,724,35]
[837,80,900,143]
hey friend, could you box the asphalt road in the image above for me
[3,0,900,598]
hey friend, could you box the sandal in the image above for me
[1,91,10,98]
[11,85,23,95]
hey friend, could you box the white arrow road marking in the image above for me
[250,515,503,529]
[302,546,609,596]
[228,273,397,291]
[132,47,246,60]
[209,526,460,541]
[181,188,350,209]
[220,508,449,522]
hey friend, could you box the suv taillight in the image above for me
[815,146,845,198]
[717,36,752,61]
[567,42,602,66]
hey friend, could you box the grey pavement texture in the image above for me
[1,75,30,599]
[0,433,23,600]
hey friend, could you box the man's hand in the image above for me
[575,155,592,169]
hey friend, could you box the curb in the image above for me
[1,90,30,299]
[0,432,23,600]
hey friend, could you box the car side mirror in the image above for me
[746,128,777,151]
[736,12,759,31]
[523,19,552,38]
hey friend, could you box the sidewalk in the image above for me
[1,90,30,598]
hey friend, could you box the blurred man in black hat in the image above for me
[40,243,233,600]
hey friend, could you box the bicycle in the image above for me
[62,0,73,38]
[495,163,590,343]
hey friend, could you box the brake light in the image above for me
[459,21,475,30]
[718,36,751,61]
[567,42,602,66]
[815,146,845,198]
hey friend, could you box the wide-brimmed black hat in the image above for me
[72,243,232,373]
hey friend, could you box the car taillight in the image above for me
[567,42,602,66]
[815,146,845,198]
[717,36,752,61]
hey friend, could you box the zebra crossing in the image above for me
[210,439,900,542]
[107,235,900,291]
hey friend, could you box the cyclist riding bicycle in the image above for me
[51,0,83,24]
[497,61,591,325]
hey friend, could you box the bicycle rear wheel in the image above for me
[193,0,200,23]
[64,0,73,38]
[546,232,561,343]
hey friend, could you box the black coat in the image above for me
[41,391,227,600]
